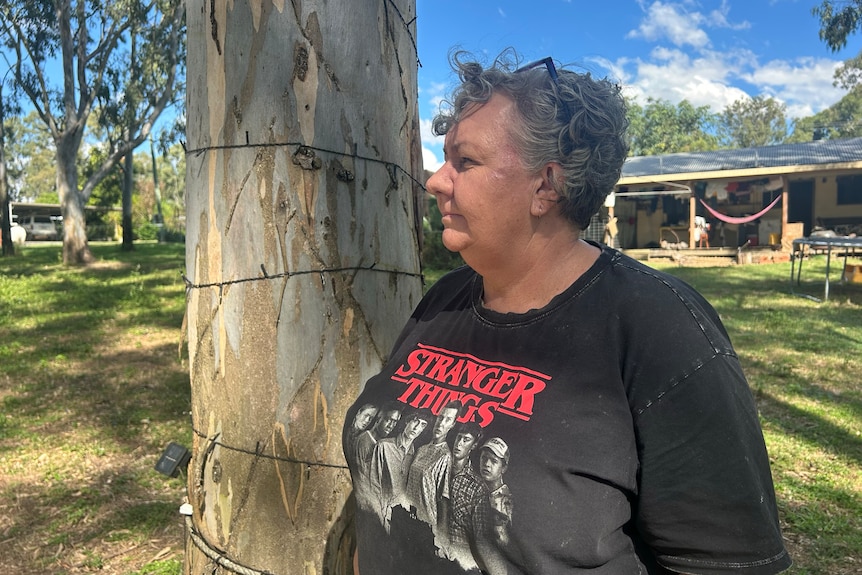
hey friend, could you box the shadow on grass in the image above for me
[1,242,190,448]
[660,260,862,308]
[0,339,190,453]
[1,243,190,573]
[2,463,186,572]
[756,383,862,469]
[779,480,862,572]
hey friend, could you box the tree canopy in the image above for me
[718,95,788,148]
[626,97,719,156]
[814,1,862,90]
[789,86,862,141]
[0,0,185,263]
[814,0,862,51]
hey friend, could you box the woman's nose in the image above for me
[426,163,452,197]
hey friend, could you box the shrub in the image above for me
[422,230,464,271]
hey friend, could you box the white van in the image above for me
[19,215,59,241]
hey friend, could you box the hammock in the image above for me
[698,194,782,225]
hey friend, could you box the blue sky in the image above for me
[414,0,862,169]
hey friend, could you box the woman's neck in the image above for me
[479,238,600,314]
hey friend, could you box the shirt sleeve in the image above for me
[633,353,791,575]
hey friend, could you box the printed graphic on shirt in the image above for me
[347,343,551,574]
[391,343,551,427]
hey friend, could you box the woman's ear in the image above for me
[531,164,563,217]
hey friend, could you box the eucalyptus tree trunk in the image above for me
[184,2,423,574]
[122,141,134,251]
[57,133,91,264]
[0,92,12,256]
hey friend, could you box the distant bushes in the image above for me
[421,195,464,271]
[422,230,463,271]
[136,222,185,243]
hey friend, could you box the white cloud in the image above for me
[707,0,751,31]
[420,118,444,171]
[420,118,444,147]
[604,44,844,118]
[616,47,748,110]
[628,0,751,50]
[423,146,443,172]
[739,57,843,117]
[419,80,449,116]
[627,1,710,49]
[608,1,848,119]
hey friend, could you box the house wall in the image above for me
[807,172,862,223]
[615,168,862,249]
[636,205,665,248]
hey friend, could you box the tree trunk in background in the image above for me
[57,133,92,264]
[184,2,422,574]
[122,143,134,251]
[1,92,13,256]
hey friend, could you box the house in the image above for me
[607,137,862,250]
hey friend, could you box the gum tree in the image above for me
[814,0,862,91]
[184,1,423,573]
[0,0,184,264]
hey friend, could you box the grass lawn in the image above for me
[0,242,190,575]
[1,243,860,574]
[648,258,862,575]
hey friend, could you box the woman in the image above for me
[343,51,790,575]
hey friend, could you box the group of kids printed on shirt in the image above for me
[345,399,514,571]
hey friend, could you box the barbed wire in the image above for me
[186,515,276,575]
[182,263,424,292]
[191,426,350,470]
[385,0,421,67]
[184,140,428,193]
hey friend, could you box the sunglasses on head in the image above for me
[514,56,559,84]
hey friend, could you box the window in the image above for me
[836,174,862,205]
[762,189,780,208]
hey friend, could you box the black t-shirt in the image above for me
[343,245,791,575]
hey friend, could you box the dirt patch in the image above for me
[0,320,190,574]
[85,260,133,271]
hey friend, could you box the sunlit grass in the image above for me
[2,244,860,574]
[0,242,189,575]
[634,256,862,574]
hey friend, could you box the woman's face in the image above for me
[426,93,542,273]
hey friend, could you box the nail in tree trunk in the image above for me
[184,2,423,574]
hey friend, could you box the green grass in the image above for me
[649,257,862,574]
[0,242,190,575]
[1,243,860,574]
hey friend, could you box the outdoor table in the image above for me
[790,236,862,301]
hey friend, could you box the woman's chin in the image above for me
[440,231,468,255]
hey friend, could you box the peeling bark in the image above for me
[184,1,422,573]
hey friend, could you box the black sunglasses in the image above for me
[514,57,559,84]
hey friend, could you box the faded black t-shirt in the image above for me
[344,245,791,575]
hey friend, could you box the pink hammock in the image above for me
[698,194,782,224]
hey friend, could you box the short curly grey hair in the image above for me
[432,50,629,230]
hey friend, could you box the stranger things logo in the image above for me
[391,343,551,427]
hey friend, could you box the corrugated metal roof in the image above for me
[621,137,862,178]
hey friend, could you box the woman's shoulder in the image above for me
[603,249,712,307]
[598,247,734,353]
